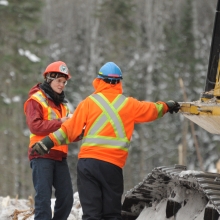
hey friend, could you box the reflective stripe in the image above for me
[89,94,126,138]
[82,93,130,150]
[29,91,69,144]
[30,133,35,138]
[112,94,127,111]
[51,103,70,145]
[154,103,164,118]
[89,114,108,135]
[32,92,48,108]
[32,91,58,120]
[53,129,70,145]
[82,136,129,150]
[63,103,70,115]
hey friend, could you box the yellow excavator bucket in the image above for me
[180,100,220,134]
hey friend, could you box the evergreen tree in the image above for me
[97,0,137,61]
[0,0,45,197]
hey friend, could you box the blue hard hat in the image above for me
[98,62,122,80]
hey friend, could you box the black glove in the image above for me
[31,136,54,156]
[165,100,180,114]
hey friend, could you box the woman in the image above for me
[24,61,73,220]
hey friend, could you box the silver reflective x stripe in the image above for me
[88,94,126,138]
[113,95,126,111]
[82,94,130,149]
[88,114,108,135]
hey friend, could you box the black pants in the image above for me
[77,158,123,220]
[31,158,73,220]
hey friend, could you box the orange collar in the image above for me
[92,78,123,94]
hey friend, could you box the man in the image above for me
[31,62,180,220]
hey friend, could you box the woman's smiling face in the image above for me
[50,77,67,94]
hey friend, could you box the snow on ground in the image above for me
[0,192,82,220]
[1,183,218,220]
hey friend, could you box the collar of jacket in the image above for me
[92,78,123,94]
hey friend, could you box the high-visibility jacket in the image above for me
[24,90,70,154]
[48,79,169,168]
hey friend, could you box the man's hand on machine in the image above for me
[165,100,180,114]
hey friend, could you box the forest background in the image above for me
[0,0,219,200]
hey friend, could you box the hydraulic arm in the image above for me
[180,0,220,134]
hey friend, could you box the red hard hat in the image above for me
[43,61,71,80]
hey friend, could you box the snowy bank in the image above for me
[0,192,82,220]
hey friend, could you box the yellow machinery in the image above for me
[180,0,220,134]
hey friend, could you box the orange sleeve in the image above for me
[49,100,87,145]
[126,97,168,123]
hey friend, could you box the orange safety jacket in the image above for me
[47,79,169,168]
[24,90,70,154]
